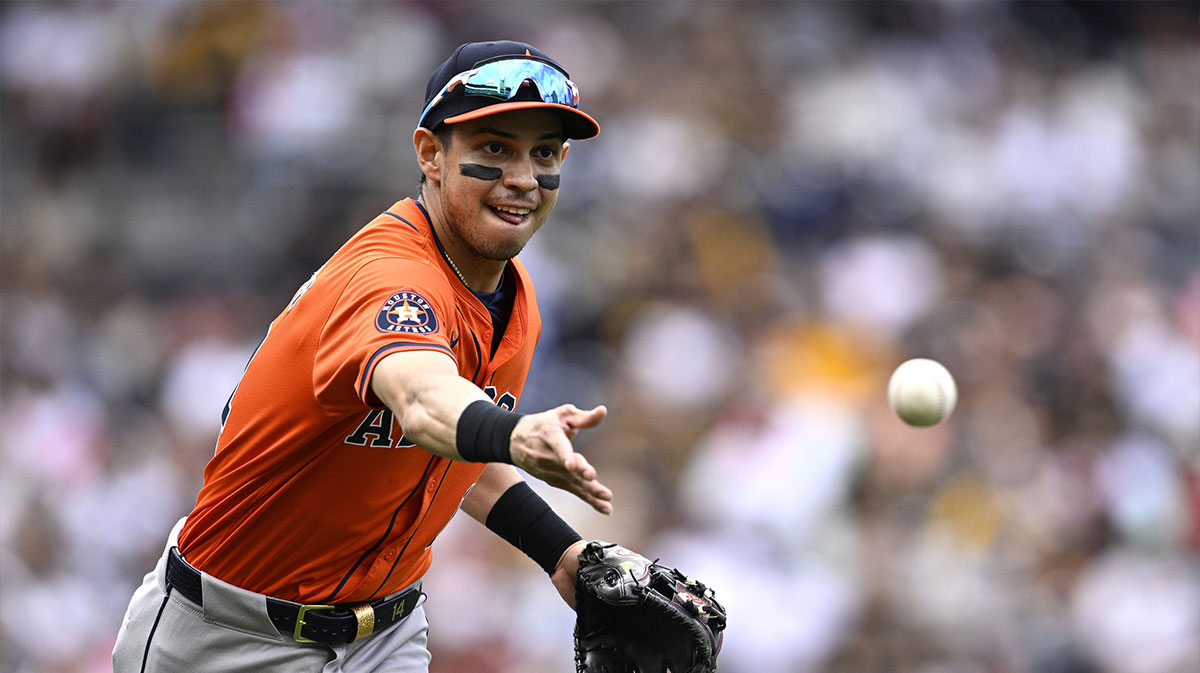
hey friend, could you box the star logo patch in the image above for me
[376,291,439,334]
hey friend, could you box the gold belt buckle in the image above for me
[293,604,335,643]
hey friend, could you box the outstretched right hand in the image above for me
[509,404,612,514]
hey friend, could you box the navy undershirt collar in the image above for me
[474,268,515,357]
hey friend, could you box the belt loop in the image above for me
[352,603,375,641]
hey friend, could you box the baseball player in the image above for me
[114,40,611,672]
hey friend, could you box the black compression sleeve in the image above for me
[456,400,523,463]
[485,481,583,574]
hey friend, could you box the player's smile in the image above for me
[476,187,544,240]
[487,202,536,225]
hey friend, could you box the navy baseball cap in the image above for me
[419,40,599,140]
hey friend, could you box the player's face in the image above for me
[436,109,565,261]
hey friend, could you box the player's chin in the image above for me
[477,233,532,261]
[480,214,543,254]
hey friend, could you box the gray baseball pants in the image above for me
[113,518,431,673]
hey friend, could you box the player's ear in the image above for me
[561,142,570,164]
[414,127,444,183]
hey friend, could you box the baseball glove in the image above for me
[574,541,727,673]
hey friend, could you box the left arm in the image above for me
[460,462,523,520]
[464,463,587,609]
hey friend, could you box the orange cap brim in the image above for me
[442,102,599,139]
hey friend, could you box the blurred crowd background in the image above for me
[2,1,1198,672]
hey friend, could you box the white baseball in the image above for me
[887,358,957,427]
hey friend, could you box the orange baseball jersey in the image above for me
[177,198,541,604]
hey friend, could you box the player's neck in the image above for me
[445,245,505,294]
[421,197,504,293]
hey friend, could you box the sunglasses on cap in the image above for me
[418,57,582,129]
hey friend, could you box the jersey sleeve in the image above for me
[314,257,458,411]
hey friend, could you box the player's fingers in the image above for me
[562,404,607,430]
[568,451,598,482]
[583,477,612,504]
[575,480,613,515]
[569,456,611,507]
[544,465,611,515]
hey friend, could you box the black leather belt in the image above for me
[166,547,420,644]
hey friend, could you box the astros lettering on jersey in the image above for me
[178,198,540,604]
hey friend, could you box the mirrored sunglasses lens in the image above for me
[464,61,577,108]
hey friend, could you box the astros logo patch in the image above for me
[376,291,439,334]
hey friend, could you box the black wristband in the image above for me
[456,400,523,463]
[485,481,582,574]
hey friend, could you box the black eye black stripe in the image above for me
[459,163,502,180]
[459,163,560,191]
